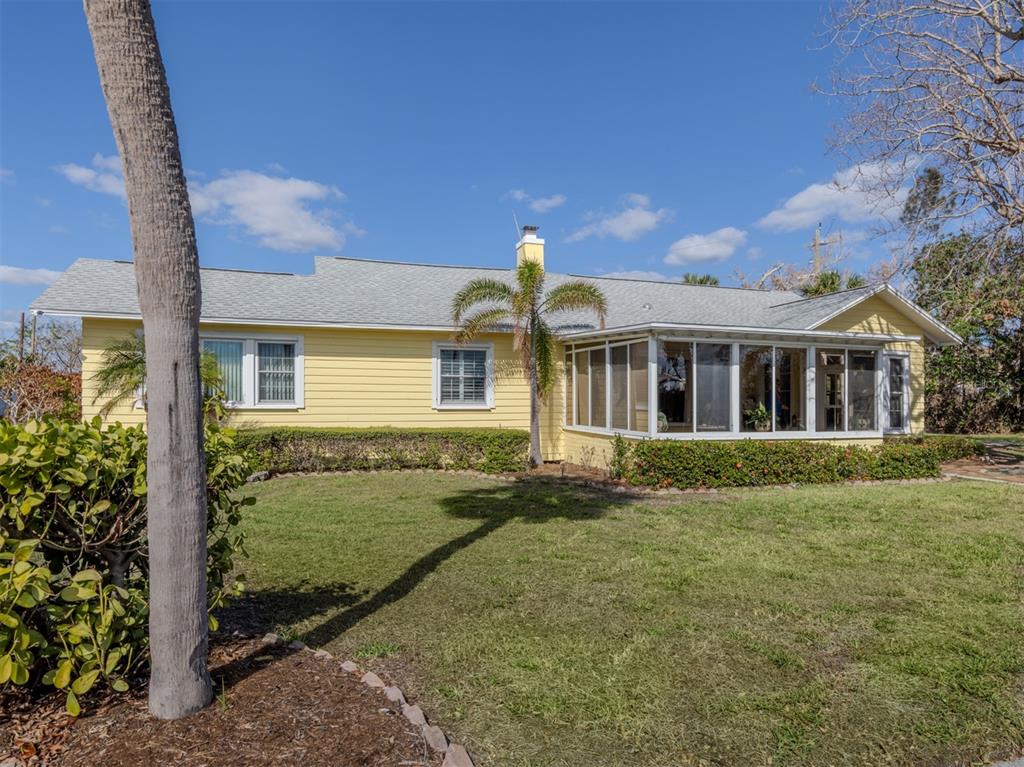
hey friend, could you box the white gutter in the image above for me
[558,321,922,344]
[32,308,460,334]
[32,308,929,345]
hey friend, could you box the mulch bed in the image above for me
[2,636,441,767]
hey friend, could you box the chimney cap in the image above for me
[522,224,540,235]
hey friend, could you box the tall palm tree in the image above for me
[452,260,607,467]
[84,0,210,718]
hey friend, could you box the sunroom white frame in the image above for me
[563,332,894,441]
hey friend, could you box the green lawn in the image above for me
[234,473,1024,767]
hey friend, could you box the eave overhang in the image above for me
[556,322,922,346]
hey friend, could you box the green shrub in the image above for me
[884,434,984,462]
[608,434,631,480]
[871,442,941,480]
[235,427,530,475]
[0,417,252,712]
[624,439,941,489]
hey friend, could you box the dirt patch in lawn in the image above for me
[3,636,440,767]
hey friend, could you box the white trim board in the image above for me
[804,284,962,346]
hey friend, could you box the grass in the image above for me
[235,473,1024,767]
[932,432,1024,448]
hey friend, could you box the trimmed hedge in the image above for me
[623,439,943,489]
[235,427,531,475]
[883,434,984,462]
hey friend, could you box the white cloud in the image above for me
[1,266,62,286]
[665,227,747,265]
[189,170,352,252]
[504,189,567,213]
[0,310,23,331]
[757,163,908,232]
[0,168,14,183]
[785,166,805,176]
[567,194,672,243]
[54,153,125,198]
[55,154,360,253]
[598,269,673,282]
[746,246,763,259]
[528,194,566,213]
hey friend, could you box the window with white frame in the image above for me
[433,343,493,408]
[200,334,303,408]
[884,354,910,432]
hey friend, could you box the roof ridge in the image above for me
[579,272,795,294]
[91,257,797,295]
[326,256,511,272]
[769,283,882,309]
[104,258,297,277]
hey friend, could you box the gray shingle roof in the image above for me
[29,256,920,337]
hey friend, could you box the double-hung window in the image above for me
[201,335,303,408]
[434,343,493,408]
[257,342,296,403]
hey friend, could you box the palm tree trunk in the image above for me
[529,324,542,468]
[83,0,211,719]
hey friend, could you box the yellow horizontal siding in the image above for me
[816,295,928,434]
[81,318,567,461]
[561,430,884,470]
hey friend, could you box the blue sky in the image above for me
[0,1,900,329]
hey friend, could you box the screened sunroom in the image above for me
[561,328,914,440]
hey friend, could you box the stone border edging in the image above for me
[261,633,476,767]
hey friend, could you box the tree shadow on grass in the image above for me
[227,477,638,649]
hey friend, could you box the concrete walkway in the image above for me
[944,440,1024,485]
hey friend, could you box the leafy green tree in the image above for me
[680,273,720,286]
[452,260,607,467]
[912,234,1023,433]
[94,334,227,422]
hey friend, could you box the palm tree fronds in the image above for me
[451,279,516,324]
[541,281,608,328]
[94,333,228,419]
[93,335,147,415]
[454,307,513,343]
[532,319,556,395]
[512,260,545,318]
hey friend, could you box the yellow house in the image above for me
[30,226,961,467]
